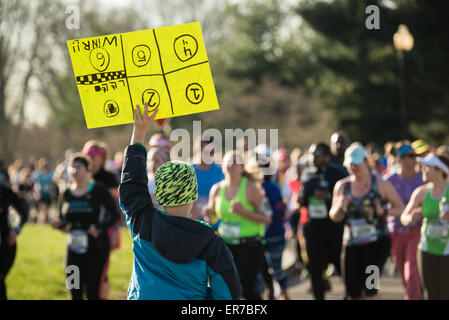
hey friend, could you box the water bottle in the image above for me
[439,196,449,226]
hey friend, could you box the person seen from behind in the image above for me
[119,104,242,300]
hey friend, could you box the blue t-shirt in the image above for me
[262,180,286,240]
[193,163,225,197]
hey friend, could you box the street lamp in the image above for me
[393,24,414,139]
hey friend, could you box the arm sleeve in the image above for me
[119,144,157,235]
[6,187,29,235]
[205,236,242,300]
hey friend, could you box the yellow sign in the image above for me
[67,22,219,128]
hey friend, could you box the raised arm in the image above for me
[119,104,159,233]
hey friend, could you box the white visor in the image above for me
[418,153,449,176]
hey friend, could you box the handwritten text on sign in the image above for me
[67,22,219,128]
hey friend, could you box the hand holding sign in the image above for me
[131,104,159,145]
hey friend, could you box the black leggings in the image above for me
[343,236,391,299]
[0,243,16,300]
[290,211,304,264]
[417,250,449,300]
[227,241,265,300]
[66,248,109,300]
[303,222,344,300]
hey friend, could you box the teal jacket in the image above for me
[119,144,242,300]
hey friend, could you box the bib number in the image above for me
[426,224,449,238]
[308,204,327,219]
[220,222,240,240]
[351,218,377,240]
[68,230,88,254]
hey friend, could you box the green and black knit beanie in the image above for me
[154,161,198,207]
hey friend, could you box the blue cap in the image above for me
[397,144,415,157]
[344,145,367,167]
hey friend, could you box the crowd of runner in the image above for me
[1,116,449,300]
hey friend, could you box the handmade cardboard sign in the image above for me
[67,22,219,128]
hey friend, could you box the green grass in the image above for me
[5,224,133,300]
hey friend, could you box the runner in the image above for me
[254,151,290,300]
[273,148,291,200]
[33,157,56,224]
[288,160,307,272]
[205,150,272,300]
[82,141,119,197]
[82,140,121,299]
[330,143,404,300]
[53,149,74,193]
[192,135,224,221]
[436,145,449,160]
[298,142,348,300]
[384,142,424,300]
[330,131,351,166]
[17,167,34,212]
[401,153,449,299]
[0,183,28,300]
[412,139,432,157]
[119,104,241,300]
[53,153,120,300]
[383,142,398,175]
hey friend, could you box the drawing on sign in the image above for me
[142,89,160,110]
[132,45,151,67]
[90,48,110,72]
[104,100,119,117]
[186,83,204,104]
[94,79,126,93]
[174,35,198,62]
[77,71,126,86]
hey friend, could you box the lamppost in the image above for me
[393,24,414,139]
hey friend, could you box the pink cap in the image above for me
[82,145,105,157]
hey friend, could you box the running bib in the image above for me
[426,224,449,238]
[350,218,377,240]
[219,221,240,239]
[308,204,327,219]
[67,230,88,254]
